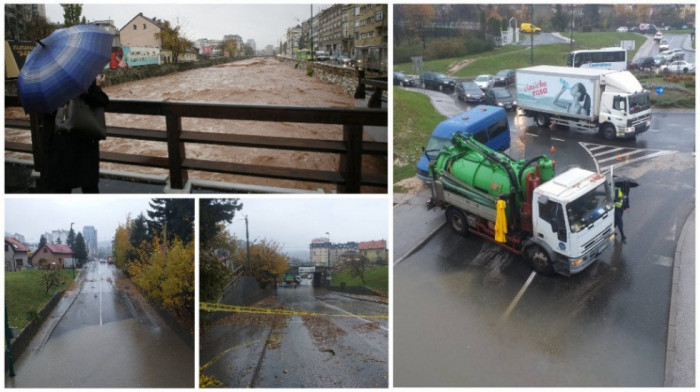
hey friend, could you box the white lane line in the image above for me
[99,266,103,326]
[320,301,389,331]
[551,137,565,142]
[500,271,537,323]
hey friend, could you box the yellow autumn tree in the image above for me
[238,239,289,288]
[112,216,132,270]
[129,235,195,325]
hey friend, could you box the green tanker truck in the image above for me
[428,132,615,276]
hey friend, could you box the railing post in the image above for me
[354,69,366,99]
[338,124,363,193]
[368,87,383,108]
[165,111,189,190]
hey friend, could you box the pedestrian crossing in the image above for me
[579,142,676,173]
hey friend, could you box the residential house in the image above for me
[30,243,73,269]
[358,240,388,265]
[119,12,163,48]
[5,237,29,271]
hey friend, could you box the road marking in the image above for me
[199,338,280,372]
[319,301,389,331]
[551,137,565,142]
[654,255,674,268]
[579,142,676,173]
[500,271,536,323]
[99,267,103,326]
[200,302,388,319]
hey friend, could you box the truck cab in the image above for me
[530,168,616,275]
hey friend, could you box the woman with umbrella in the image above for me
[18,24,113,193]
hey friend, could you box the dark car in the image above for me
[455,81,485,103]
[484,87,517,111]
[419,71,456,92]
[494,69,515,86]
[393,72,415,87]
[628,56,655,71]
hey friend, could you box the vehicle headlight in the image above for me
[513,100,517,105]
[466,94,471,97]
[498,102,504,106]
[571,258,584,267]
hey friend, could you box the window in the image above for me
[473,129,489,144]
[43,248,47,253]
[376,9,384,21]
[143,23,146,30]
[133,24,137,30]
[487,118,508,139]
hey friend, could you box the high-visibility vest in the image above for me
[614,188,624,208]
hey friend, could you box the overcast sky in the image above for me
[4,197,155,243]
[44,3,331,48]
[225,196,390,255]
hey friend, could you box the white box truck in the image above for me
[516,65,652,140]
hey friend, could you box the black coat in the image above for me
[40,82,109,192]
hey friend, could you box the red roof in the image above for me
[358,240,386,250]
[5,237,28,252]
[45,243,73,254]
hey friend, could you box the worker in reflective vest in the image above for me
[614,187,629,243]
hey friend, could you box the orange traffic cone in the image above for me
[616,153,622,161]
[550,145,556,153]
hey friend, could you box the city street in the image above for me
[200,280,388,388]
[6,261,194,388]
[393,62,694,385]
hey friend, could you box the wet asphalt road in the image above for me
[394,103,694,386]
[200,279,388,388]
[7,261,194,388]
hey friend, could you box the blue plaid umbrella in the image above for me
[18,24,113,113]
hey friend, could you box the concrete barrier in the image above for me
[7,289,65,365]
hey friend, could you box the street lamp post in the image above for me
[70,222,75,278]
[326,232,331,287]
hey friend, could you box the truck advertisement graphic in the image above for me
[517,73,596,120]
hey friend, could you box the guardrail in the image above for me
[355,70,388,108]
[5,95,387,193]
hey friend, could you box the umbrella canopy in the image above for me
[18,24,113,113]
[613,175,639,189]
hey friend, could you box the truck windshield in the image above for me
[628,92,650,114]
[566,182,613,233]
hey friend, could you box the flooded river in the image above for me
[5,57,386,192]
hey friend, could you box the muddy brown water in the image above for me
[5,57,386,192]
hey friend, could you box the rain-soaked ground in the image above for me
[200,279,388,388]
[5,57,386,192]
[6,262,194,388]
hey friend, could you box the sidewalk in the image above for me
[665,208,695,387]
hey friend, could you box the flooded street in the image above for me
[6,262,194,388]
[6,57,386,191]
[200,281,388,388]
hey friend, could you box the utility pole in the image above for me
[245,215,251,272]
[530,4,534,65]
[310,4,314,60]
[326,232,331,287]
[570,3,574,52]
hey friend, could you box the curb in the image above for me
[664,207,695,387]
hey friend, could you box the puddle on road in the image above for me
[8,318,193,388]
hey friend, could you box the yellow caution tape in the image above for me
[200,302,388,319]
[200,337,280,372]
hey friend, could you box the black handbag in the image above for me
[55,97,107,140]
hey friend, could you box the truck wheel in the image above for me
[600,123,616,140]
[526,246,555,276]
[446,208,470,237]
[535,113,550,127]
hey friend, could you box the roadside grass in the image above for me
[393,87,446,190]
[394,32,648,77]
[637,73,696,108]
[332,266,388,295]
[5,269,75,331]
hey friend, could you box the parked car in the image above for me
[665,61,695,74]
[658,39,670,51]
[419,71,456,92]
[393,72,415,87]
[669,48,685,60]
[484,87,517,111]
[629,26,639,32]
[315,50,329,61]
[474,74,495,89]
[455,81,485,102]
[653,32,664,41]
[616,26,628,32]
[653,55,669,67]
[494,69,515,86]
[520,23,541,33]
[337,56,353,67]
[659,50,677,62]
[628,56,655,71]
